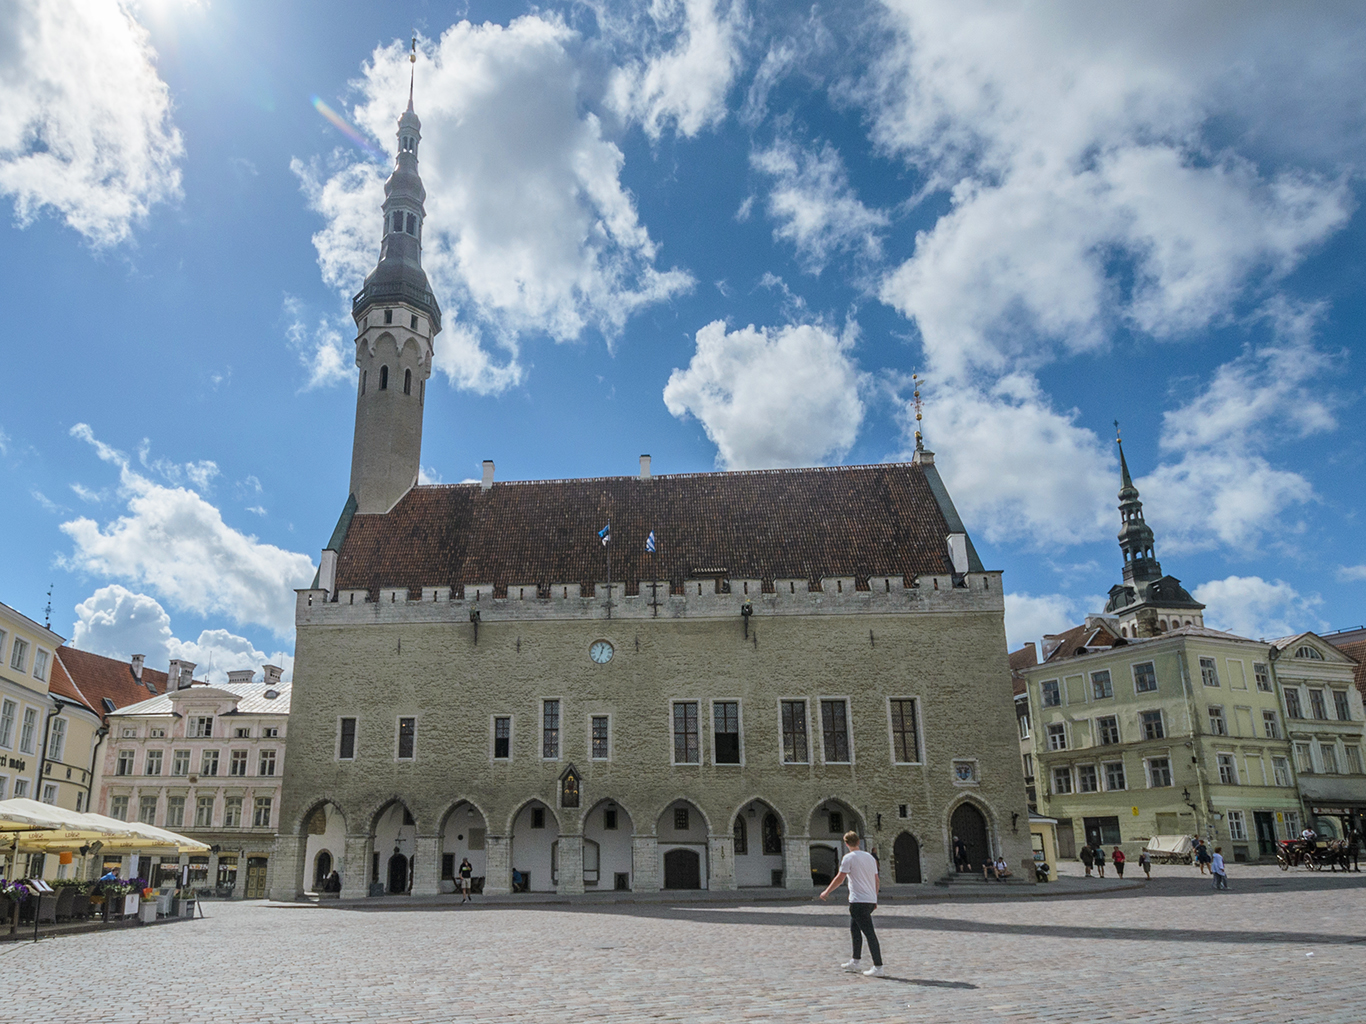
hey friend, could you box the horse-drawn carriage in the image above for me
[1277,836,1360,871]
[1144,835,1194,865]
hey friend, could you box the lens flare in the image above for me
[312,97,385,160]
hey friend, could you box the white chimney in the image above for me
[946,533,969,574]
[639,454,652,481]
[130,654,145,681]
[263,665,283,687]
[168,659,196,690]
[481,460,495,491]
[227,670,255,685]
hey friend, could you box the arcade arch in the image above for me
[372,800,417,894]
[509,799,558,892]
[302,801,346,894]
[583,798,634,891]
[657,799,708,889]
[808,799,865,887]
[440,801,488,894]
[733,798,785,887]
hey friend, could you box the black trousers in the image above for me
[849,902,882,966]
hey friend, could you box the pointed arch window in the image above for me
[733,817,747,855]
[560,764,580,808]
[379,365,389,390]
[403,368,411,395]
[762,812,782,855]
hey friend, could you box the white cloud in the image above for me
[71,585,293,685]
[0,0,183,245]
[0,425,9,456]
[283,295,353,391]
[1005,591,1082,654]
[751,138,888,272]
[1339,565,1366,583]
[1192,574,1323,640]
[60,424,315,638]
[663,319,864,469]
[607,0,746,140]
[1138,452,1315,555]
[912,375,1116,548]
[870,2,1354,380]
[296,18,693,395]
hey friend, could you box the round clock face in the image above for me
[589,640,614,664]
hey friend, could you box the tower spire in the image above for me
[1115,420,1136,496]
[408,35,416,112]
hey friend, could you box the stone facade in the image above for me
[273,565,1032,899]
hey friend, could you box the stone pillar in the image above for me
[631,835,659,892]
[412,834,441,896]
[708,833,736,890]
[783,834,812,890]
[267,833,304,901]
[483,835,510,895]
[557,834,585,895]
[340,833,372,900]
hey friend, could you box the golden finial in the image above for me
[912,373,926,451]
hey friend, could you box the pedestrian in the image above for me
[1139,849,1151,880]
[1196,840,1211,875]
[459,857,473,903]
[1080,843,1094,877]
[1112,847,1125,878]
[952,835,968,873]
[1094,845,1106,878]
[1211,846,1228,890]
[984,855,1011,881]
[819,829,885,978]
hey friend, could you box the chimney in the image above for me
[1025,641,1037,663]
[168,659,196,690]
[946,533,969,574]
[227,669,255,685]
[263,664,283,687]
[481,460,494,491]
[639,454,652,481]
[130,654,145,681]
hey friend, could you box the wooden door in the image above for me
[662,848,701,889]
[244,858,268,899]
[951,804,989,871]
[893,832,922,883]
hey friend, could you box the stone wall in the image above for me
[271,579,1031,899]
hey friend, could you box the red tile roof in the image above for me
[56,647,167,720]
[334,462,970,597]
[1008,643,1038,695]
[1041,622,1124,663]
[1332,639,1366,703]
[46,656,97,715]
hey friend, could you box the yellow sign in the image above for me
[1276,812,1284,822]
[1131,807,1139,816]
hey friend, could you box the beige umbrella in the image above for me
[15,812,208,854]
[0,798,64,832]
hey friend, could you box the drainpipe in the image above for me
[85,724,110,815]
[1177,650,1210,838]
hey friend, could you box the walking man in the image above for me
[1211,846,1229,890]
[819,830,884,978]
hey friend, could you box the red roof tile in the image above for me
[1041,622,1124,663]
[46,656,97,715]
[1332,639,1366,704]
[334,462,967,597]
[56,647,167,719]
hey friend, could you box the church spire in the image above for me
[1114,424,1159,585]
[346,42,442,515]
[407,35,416,112]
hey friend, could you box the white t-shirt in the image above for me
[840,849,879,904]
[1211,852,1225,874]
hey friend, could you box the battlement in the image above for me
[296,571,1004,625]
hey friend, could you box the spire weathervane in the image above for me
[912,373,926,451]
[408,35,417,110]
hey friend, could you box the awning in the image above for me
[0,799,208,854]
[0,798,65,832]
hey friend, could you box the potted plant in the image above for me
[138,887,158,924]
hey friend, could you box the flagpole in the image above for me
[606,518,612,620]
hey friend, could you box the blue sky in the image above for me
[2,0,1364,680]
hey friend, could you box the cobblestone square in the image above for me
[5,865,1364,1023]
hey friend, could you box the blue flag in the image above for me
[598,523,611,546]
[646,530,656,553]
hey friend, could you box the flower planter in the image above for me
[180,899,196,918]
[139,902,158,924]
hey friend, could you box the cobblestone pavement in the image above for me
[5,864,1364,1023]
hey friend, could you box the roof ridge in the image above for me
[408,461,920,491]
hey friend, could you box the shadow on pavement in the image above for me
[878,977,978,989]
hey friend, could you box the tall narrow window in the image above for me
[1133,662,1158,693]
[145,749,163,776]
[820,699,851,763]
[733,817,747,855]
[781,700,809,764]
[1208,707,1228,736]
[1296,742,1314,773]
[1147,758,1172,787]
[403,368,412,395]
[116,749,134,776]
[1285,689,1303,719]
[253,797,273,827]
[1090,670,1113,699]
[32,649,48,681]
[1217,753,1238,785]
[1097,715,1120,745]
[1334,690,1352,721]
[1141,710,1165,740]
[542,700,561,759]
[673,701,699,764]
[1272,756,1291,787]
[0,699,15,747]
[1309,689,1328,720]
[46,718,66,762]
[361,370,367,395]
[493,716,511,759]
[224,797,243,828]
[1077,764,1098,792]
[229,750,248,776]
[139,795,157,824]
[762,813,782,854]
[397,718,415,760]
[1199,657,1220,687]
[379,365,389,390]
[889,699,919,763]
[10,638,28,671]
[1253,663,1272,692]
[195,796,215,828]
[1040,680,1061,707]
[258,749,277,776]
[171,749,190,776]
[1104,761,1127,791]
[110,795,130,821]
[591,716,609,760]
[1320,744,1339,775]
[1052,766,1073,795]
[1262,710,1281,739]
[1047,723,1067,750]
[406,212,417,235]
[19,708,37,753]
[713,701,740,764]
[339,717,356,760]
[200,749,219,776]
[166,796,185,827]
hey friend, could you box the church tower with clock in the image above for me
[347,61,440,515]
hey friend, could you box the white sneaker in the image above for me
[863,965,886,977]
[841,959,863,972]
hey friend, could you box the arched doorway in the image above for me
[301,801,347,895]
[951,802,990,872]
[663,848,701,889]
[387,852,409,894]
[313,850,333,890]
[441,801,488,894]
[584,800,634,891]
[809,844,840,886]
[733,799,785,887]
[893,832,921,884]
[509,800,558,892]
[657,799,708,889]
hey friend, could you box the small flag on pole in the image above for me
[645,530,656,553]
[598,523,611,546]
